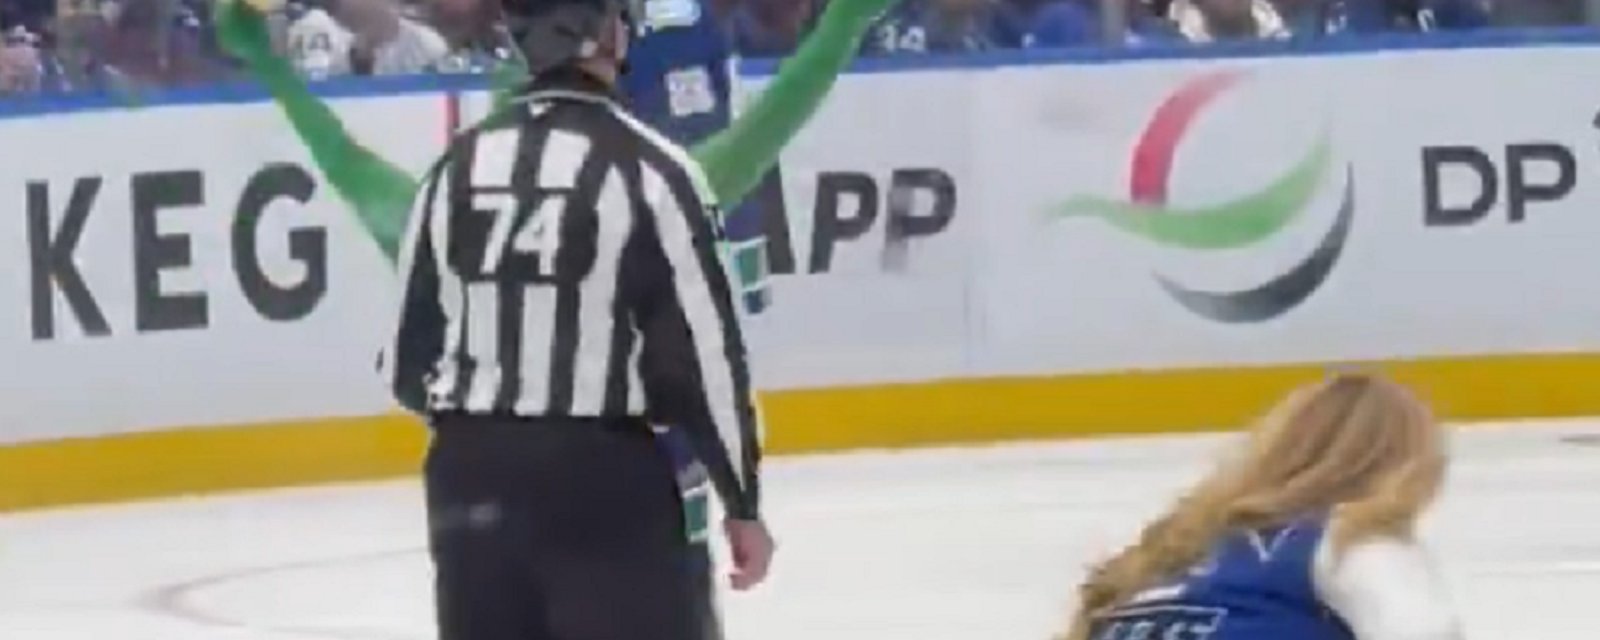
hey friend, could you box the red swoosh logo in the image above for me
[1129,70,1249,206]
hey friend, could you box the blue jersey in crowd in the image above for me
[1024,0,1182,49]
[1089,514,1353,640]
[865,0,1029,55]
[622,0,734,146]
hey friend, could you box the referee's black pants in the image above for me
[424,413,720,640]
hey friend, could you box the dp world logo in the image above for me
[1051,70,1356,324]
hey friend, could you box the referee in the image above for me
[380,0,772,637]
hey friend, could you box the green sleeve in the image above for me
[690,0,890,206]
[216,0,897,262]
[214,0,419,262]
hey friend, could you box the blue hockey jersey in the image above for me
[622,0,734,146]
[1088,515,1354,640]
[864,0,1028,55]
[620,0,772,314]
[1024,0,1182,49]
[619,0,751,515]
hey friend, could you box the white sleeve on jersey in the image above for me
[1313,531,1464,640]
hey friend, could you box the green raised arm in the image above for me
[693,0,889,208]
[214,0,897,262]
[214,0,419,256]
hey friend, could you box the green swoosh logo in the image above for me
[1051,130,1332,251]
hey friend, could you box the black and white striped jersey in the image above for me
[384,71,761,519]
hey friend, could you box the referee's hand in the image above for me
[725,519,775,591]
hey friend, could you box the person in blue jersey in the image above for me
[618,0,779,578]
[1061,372,1462,640]
[865,0,1029,55]
[1288,0,1491,36]
[1020,0,1098,48]
[1024,0,1182,49]
[624,0,733,144]
[624,0,778,316]
[1491,0,1584,27]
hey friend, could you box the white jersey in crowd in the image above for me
[366,18,450,76]
[1168,0,1290,42]
[287,9,449,78]
[287,8,355,79]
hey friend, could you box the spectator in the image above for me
[865,0,1029,55]
[9,24,80,93]
[1491,0,1585,26]
[285,0,356,78]
[93,0,234,88]
[729,0,817,57]
[0,35,42,94]
[1421,0,1494,29]
[51,4,121,93]
[0,0,54,35]
[1125,0,1188,42]
[333,0,450,75]
[1025,0,1182,48]
[179,0,233,71]
[1281,0,1491,35]
[1168,0,1289,42]
[1021,0,1098,47]
[423,0,514,73]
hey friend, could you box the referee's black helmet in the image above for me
[500,0,644,74]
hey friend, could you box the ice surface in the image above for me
[2,419,1597,639]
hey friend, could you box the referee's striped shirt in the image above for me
[382,70,761,519]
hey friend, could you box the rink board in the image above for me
[4,351,1599,511]
[11,37,1600,510]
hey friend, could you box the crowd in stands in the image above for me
[0,0,1593,97]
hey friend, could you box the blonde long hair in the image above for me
[1061,373,1447,640]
